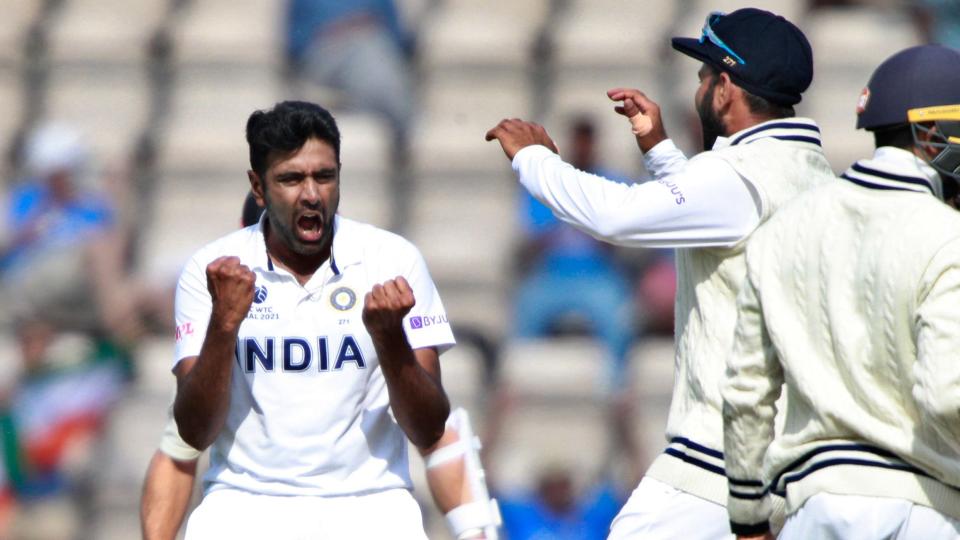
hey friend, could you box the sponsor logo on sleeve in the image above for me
[175,322,194,342]
[408,314,448,330]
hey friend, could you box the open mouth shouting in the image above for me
[296,210,324,243]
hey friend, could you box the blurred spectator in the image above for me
[512,116,637,394]
[498,466,622,540]
[0,124,169,344]
[1,318,128,540]
[914,0,960,48]
[634,252,676,336]
[482,388,642,540]
[286,0,415,141]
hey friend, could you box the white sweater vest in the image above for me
[723,147,960,531]
[647,120,836,505]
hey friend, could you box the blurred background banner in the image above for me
[0,0,942,538]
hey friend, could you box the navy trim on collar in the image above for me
[730,120,821,146]
[841,161,934,195]
[840,173,916,192]
[768,134,821,145]
[850,163,932,189]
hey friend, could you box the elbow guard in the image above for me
[424,407,502,540]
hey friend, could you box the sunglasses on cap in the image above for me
[699,12,747,66]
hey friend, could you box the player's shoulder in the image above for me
[893,193,960,242]
[763,180,840,221]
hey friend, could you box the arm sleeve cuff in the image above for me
[511,144,555,171]
[730,520,771,536]
[644,139,680,160]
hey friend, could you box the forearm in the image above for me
[512,145,756,248]
[173,326,238,450]
[141,452,198,540]
[420,428,469,513]
[374,333,449,448]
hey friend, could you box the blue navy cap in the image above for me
[671,8,813,107]
[856,45,960,131]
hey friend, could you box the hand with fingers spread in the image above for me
[607,88,668,153]
[363,276,417,341]
[485,118,560,160]
[206,256,256,333]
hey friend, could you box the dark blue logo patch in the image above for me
[253,285,268,304]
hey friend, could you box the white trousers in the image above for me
[184,487,428,540]
[780,493,960,540]
[607,476,734,540]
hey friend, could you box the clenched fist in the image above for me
[485,118,559,160]
[206,256,255,332]
[363,277,416,340]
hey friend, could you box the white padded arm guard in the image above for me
[425,407,501,540]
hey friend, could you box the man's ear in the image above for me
[248,170,266,207]
[715,71,736,111]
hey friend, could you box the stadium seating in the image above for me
[0,1,931,537]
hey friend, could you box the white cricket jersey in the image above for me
[173,215,455,497]
[514,118,835,508]
[512,139,761,248]
[723,147,960,532]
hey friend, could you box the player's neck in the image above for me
[264,223,331,286]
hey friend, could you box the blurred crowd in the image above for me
[0,0,945,538]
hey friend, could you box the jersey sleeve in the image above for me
[912,237,960,453]
[643,139,689,179]
[173,254,212,368]
[722,249,782,535]
[398,241,456,355]
[511,145,760,248]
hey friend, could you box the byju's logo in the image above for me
[253,285,268,304]
[409,314,447,330]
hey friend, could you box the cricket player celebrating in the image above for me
[487,8,836,539]
[722,45,960,540]
[171,100,458,538]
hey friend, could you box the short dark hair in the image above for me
[872,123,914,150]
[705,65,795,120]
[245,100,341,179]
[743,92,795,119]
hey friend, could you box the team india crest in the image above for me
[330,286,357,311]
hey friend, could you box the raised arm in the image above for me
[173,256,255,450]
[363,276,450,449]
[486,112,756,249]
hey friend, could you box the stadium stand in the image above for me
[0,1,927,538]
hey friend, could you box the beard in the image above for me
[696,82,727,151]
[264,197,337,257]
